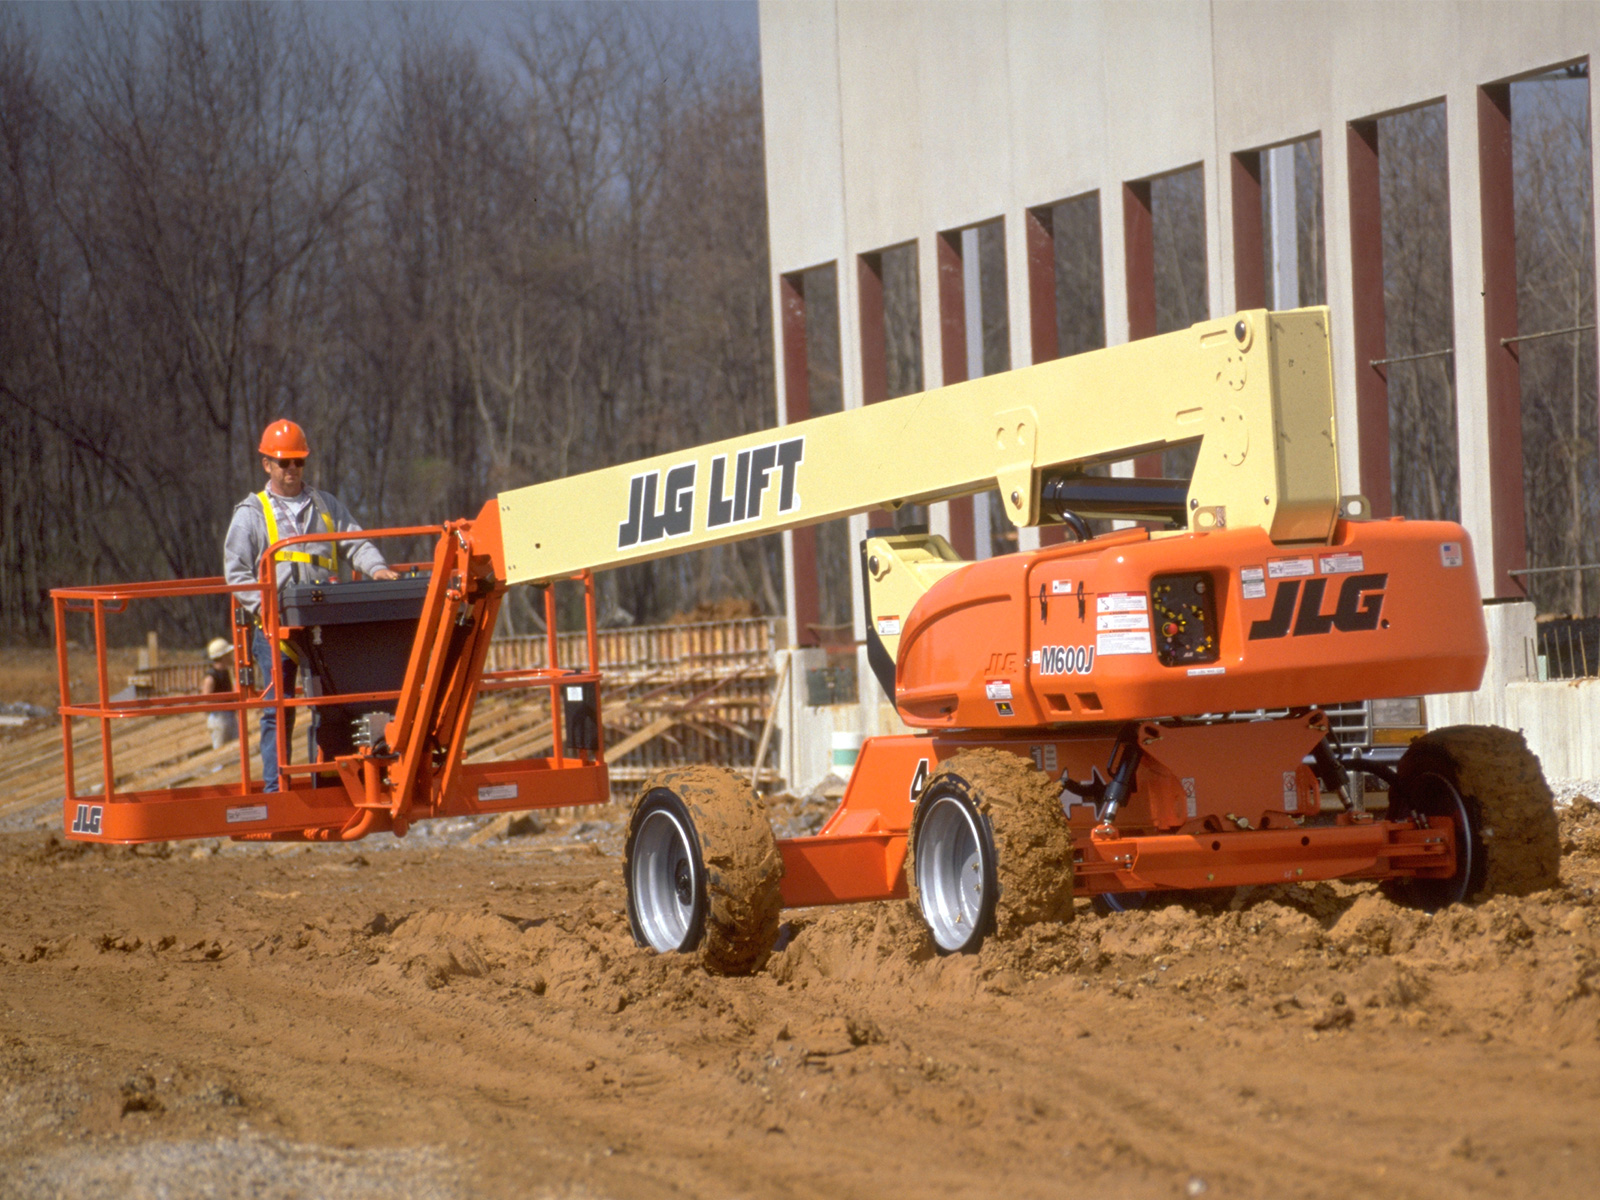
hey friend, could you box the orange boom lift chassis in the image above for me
[53,309,1558,970]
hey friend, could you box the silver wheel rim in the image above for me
[632,807,699,951]
[916,794,988,951]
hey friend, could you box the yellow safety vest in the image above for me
[257,490,338,666]
[257,490,338,576]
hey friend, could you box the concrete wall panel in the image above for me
[1098,2,1216,184]
[834,4,926,246]
[1002,1,1109,206]
[759,0,847,271]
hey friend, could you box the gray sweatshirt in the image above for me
[223,486,390,612]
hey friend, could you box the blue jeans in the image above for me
[251,626,316,792]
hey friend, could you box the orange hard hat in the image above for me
[258,419,310,458]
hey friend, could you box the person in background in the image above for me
[223,419,397,792]
[200,637,238,750]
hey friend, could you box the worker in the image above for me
[223,419,398,792]
[200,637,238,750]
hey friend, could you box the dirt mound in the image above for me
[770,903,937,987]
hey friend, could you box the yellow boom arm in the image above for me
[493,308,1344,585]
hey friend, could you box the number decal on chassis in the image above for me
[909,758,930,803]
[1034,644,1095,676]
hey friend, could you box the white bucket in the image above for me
[830,731,865,775]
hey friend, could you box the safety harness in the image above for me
[256,488,340,665]
[257,488,338,577]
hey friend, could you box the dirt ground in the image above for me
[1,788,1599,1200]
[3,645,1600,1199]
[0,648,145,714]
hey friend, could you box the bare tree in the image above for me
[0,3,776,643]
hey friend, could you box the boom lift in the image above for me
[52,308,1559,973]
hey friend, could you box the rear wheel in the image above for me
[1383,725,1559,910]
[906,749,1074,954]
[624,766,783,975]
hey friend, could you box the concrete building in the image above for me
[759,1,1600,786]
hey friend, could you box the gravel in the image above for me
[1548,777,1600,807]
[5,1133,466,1200]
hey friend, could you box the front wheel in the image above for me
[624,766,783,975]
[1383,725,1559,910]
[906,749,1075,954]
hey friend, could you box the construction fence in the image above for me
[122,617,787,801]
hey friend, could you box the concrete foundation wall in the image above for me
[771,645,912,797]
[1427,601,1539,729]
[1427,601,1598,779]
[1505,680,1600,779]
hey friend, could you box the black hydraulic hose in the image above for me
[1057,510,1092,542]
[1099,726,1141,824]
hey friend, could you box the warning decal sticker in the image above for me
[1319,552,1365,575]
[1097,612,1150,632]
[1097,630,1153,656]
[1097,592,1149,614]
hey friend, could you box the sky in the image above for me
[13,1,761,62]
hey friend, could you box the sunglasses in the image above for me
[271,457,306,469]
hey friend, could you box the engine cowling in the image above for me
[893,520,1487,729]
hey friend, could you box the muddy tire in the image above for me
[624,766,783,975]
[905,749,1074,953]
[1383,725,1559,910]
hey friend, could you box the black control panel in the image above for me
[1151,572,1219,667]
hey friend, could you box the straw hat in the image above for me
[206,638,234,661]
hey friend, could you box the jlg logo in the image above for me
[1247,574,1388,640]
[617,462,697,549]
[70,803,103,836]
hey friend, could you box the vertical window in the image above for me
[1235,140,1326,317]
[1028,194,1106,543]
[780,264,852,645]
[1027,192,1105,363]
[1510,64,1598,622]
[1380,102,1460,525]
[936,219,1011,559]
[962,220,1013,557]
[1128,166,1208,479]
[1152,166,1209,335]
[859,241,924,529]
[1260,138,1327,309]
